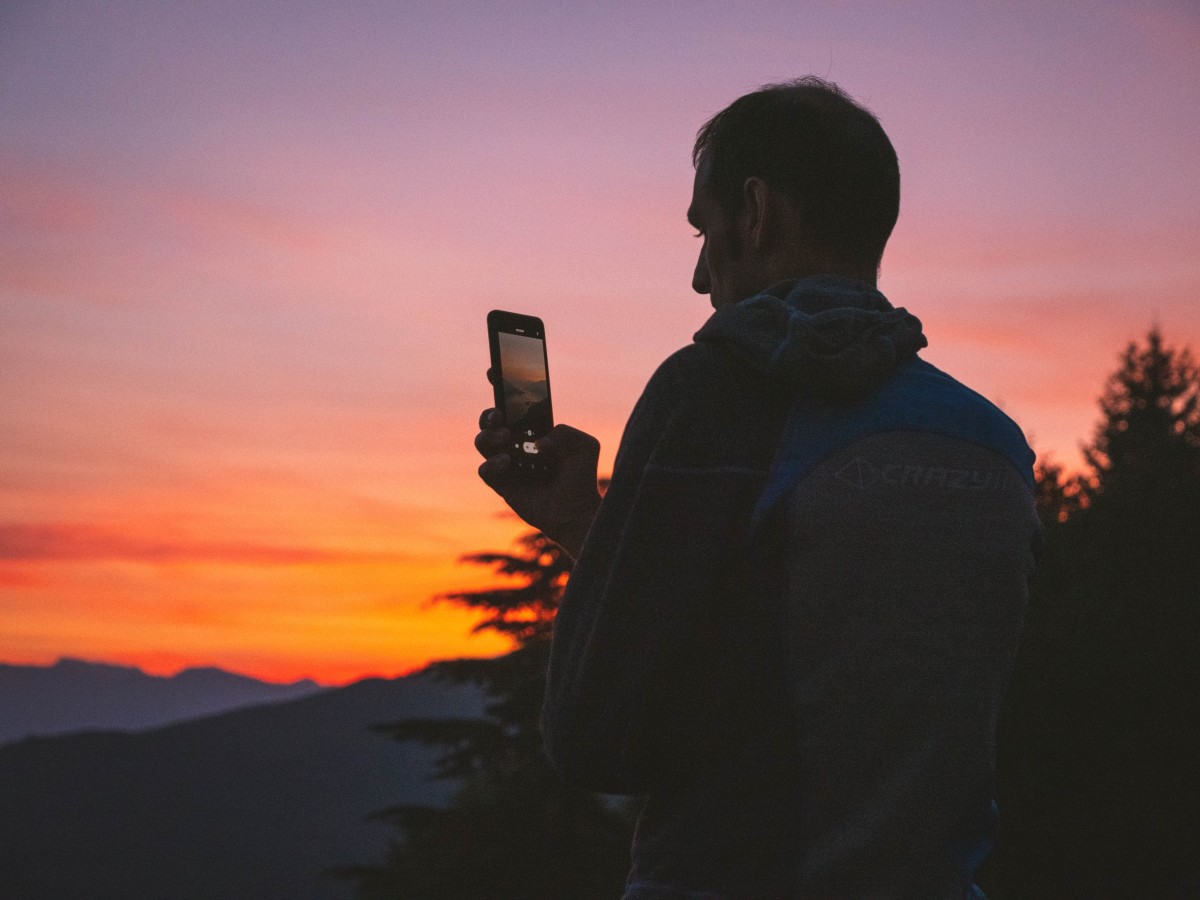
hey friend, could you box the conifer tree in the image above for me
[339,528,640,900]
[1079,327,1200,618]
[1083,326,1200,506]
[985,328,1200,899]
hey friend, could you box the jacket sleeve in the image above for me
[539,349,770,794]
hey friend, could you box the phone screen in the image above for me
[488,310,553,475]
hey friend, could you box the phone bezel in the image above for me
[486,309,554,474]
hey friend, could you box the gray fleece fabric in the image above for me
[541,275,1042,900]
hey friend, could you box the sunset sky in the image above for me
[2,0,1198,684]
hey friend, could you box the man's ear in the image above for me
[740,176,773,252]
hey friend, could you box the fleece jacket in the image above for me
[541,274,1042,900]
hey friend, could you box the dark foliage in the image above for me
[980,328,1200,900]
[339,530,641,900]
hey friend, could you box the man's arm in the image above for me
[535,349,769,795]
[476,347,771,794]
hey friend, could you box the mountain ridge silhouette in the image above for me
[0,657,324,746]
[0,665,487,899]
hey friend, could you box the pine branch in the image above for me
[433,582,562,614]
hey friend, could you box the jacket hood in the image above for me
[693,274,928,400]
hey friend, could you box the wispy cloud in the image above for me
[0,154,342,306]
[157,189,331,255]
[0,523,416,566]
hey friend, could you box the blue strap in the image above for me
[751,358,1036,532]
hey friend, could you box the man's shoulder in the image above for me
[640,340,746,407]
[620,343,722,445]
[885,359,1034,474]
[753,357,1037,526]
[622,340,790,474]
[647,341,724,385]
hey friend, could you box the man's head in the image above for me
[687,77,900,307]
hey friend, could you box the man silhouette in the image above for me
[475,77,1041,900]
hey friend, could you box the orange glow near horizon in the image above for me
[0,524,524,685]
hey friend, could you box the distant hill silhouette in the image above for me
[0,667,486,900]
[0,657,324,746]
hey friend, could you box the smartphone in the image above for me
[487,309,554,476]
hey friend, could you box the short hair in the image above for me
[693,77,900,271]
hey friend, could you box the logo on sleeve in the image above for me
[836,458,1010,491]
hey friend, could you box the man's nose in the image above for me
[692,251,710,294]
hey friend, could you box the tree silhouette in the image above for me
[338,527,641,900]
[1084,327,1200,506]
[982,328,1200,900]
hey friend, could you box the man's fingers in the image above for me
[478,454,511,487]
[537,424,600,458]
[486,367,497,386]
[475,426,510,458]
[479,407,504,429]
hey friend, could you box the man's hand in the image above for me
[475,371,602,559]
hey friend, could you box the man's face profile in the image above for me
[688,154,746,310]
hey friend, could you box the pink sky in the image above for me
[2,0,1198,683]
